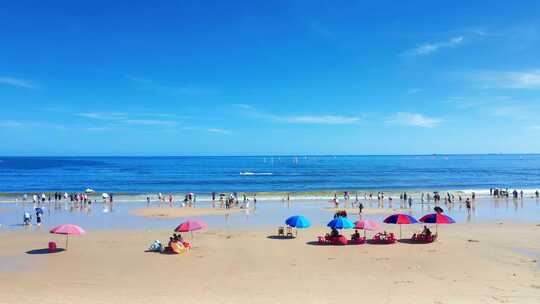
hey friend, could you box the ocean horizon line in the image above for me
[2,153,540,158]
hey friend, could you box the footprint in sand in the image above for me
[491,295,509,303]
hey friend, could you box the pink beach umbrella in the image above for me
[354,220,381,238]
[174,220,208,238]
[50,224,86,250]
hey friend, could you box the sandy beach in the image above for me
[131,206,247,218]
[0,222,538,304]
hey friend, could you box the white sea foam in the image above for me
[240,172,273,176]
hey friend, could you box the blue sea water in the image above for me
[1,155,540,193]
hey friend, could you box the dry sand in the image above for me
[130,207,246,219]
[0,223,539,304]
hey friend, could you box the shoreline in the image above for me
[2,187,539,202]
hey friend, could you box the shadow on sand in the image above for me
[266,235,296,240]
[397,239,433,245]
[26,248,66,255]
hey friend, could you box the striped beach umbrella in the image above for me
[419,213,455,235]
[383,214,418,238]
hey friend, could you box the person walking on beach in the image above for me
[359,202,364,214]
[146,195,150,206]
[408,197,412,208]
[465,198,471,212]
[36,212,42,225]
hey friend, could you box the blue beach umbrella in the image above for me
[327,217,354,229]
[285,215,311,228]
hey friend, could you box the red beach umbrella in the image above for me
[174,220,208,238]
[419,213,455,235]
[383,214,419,239]
[354,220,381,238]
[50,224,86,250]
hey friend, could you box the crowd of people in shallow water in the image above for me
[16,186,540,226]
[489,188,540,199]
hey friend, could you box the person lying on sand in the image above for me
[173,234,184,243]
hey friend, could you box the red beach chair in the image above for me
[48,241,57,253]
[372,233,396,244]
[348,237,366,245]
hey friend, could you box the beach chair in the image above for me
[48,241,57,253]
[324,235,348,245]
[278,226,285,237]
[372,233,396,244]
[349,237,366,245]
[286,226,294,238]
[317,236,327,244]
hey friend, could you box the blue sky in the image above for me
[1,1,540,155]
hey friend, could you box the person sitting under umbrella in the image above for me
[422,226,432,237]
[330,228,340,237]
[351,229,361,241]
[173,234,184,243]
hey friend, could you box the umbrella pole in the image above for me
[436,223,438,235]
[66,234,69,250]
[399,224,402,239]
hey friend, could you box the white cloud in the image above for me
[129,76,215,96]
[0,77,36,89]
[488,105,530,120]
[276,115,360,124]
[76,112,126,120]
[232,103,254,110]
[386,112,443,128]
[122,119,176,126]
[469,70,540,89]
[407,88,423,95]
[183,126,230,134]
[0,120,24,128]
[233,104,360,125]
[406,36,464,56]
[76,112,176,126]
[207,128,230,134]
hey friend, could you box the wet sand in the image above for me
[323,207,408,215]
[0,223,538,304]
[130,207,247,218]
